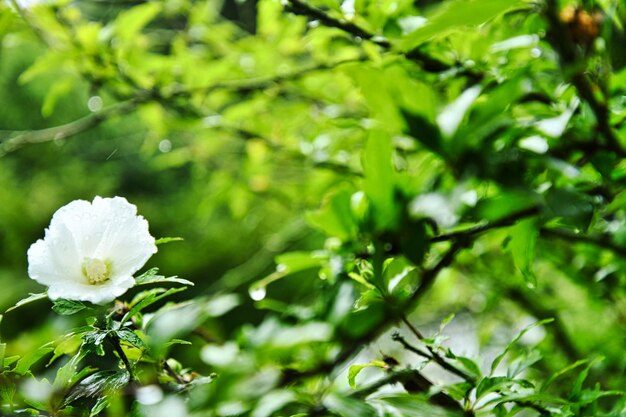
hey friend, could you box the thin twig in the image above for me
[430,205,542,243]
[283,0,471,75]
[399,317,476,383]
[163,360,186,385]
[351,367,472,415]
[540,227,626,257]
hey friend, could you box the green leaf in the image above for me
[52,299,87,316]
[14,344,54,375]
[135,268,194,286]
[275,251,327,275]
[5,293,48,313]
[306,187,358,241]
[41,77,75,117]
[541,359,589,392]
[53,350,87,391]
[374,394,465,416]
[0,343,5,370]
[323,393,377,417]
[363,129,397,231]
[570,357,603,400]
[122,286,187,323]
[545,188,594,230]
[155,236,184,245]
[82,331,109,357]
[111,2,162,41]
[116,329,146,350]
[490,318,553,375]
[476,376,515,400]
[90,396,110,417]
[397,0,525,51]
[437,85,482,138]
[455,356,482,381]
[348,360,387,388]
[402,110,444,156]
[474,191,540,222]
[509,218,539,286]
[66,370,130,403]
[398,219,429,266]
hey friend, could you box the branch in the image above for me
[107,333,136,382]
[405,240,468,309]
[396,321,476,383]
[430,205,542,243]
[283,0,470,75]
[0,59,361,156]
[351,367,472,415]
[540,227,626,257]
[0,99,140,156]
[173,57,366,98]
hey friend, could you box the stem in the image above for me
[398,319,476,383]
[108,334,135,382]
[163,360,186,385]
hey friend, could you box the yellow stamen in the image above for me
[82,258,111,284]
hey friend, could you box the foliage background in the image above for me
[0,0,625,416]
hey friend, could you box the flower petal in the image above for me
[28,221,82,286]
[90,197,157,277]
[47,275,135,305]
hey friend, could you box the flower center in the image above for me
[81,258,111,285]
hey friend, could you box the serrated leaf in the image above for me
[116,329,146,350]
[122,286,187,323]
[82,331,109,357]
[52,299,87,316]
[476,376,514,400]
[5,293,48,313]
[135,268,194,286]
[66,370,129,403]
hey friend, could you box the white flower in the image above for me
[27,196,157,305]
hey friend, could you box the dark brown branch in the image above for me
[397,319,476,383]
[351,367,472,415]
[283,0,468,75]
